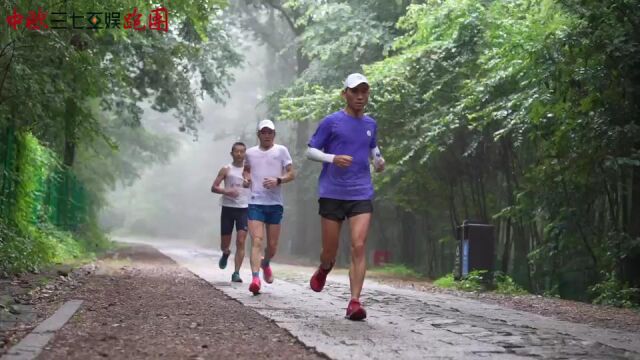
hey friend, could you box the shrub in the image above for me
[590,272,640,308]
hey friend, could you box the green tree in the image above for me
[0,0,242,273]
[272,0,640,303]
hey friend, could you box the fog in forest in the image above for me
[102,28,302,249]
[7,0,637,303]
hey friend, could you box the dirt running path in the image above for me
[36,245,325,360]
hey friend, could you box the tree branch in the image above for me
[0,40,16,60]
[238,8,288,51]
[264,0,300,34]
[0,42,16,105]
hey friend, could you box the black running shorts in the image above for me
[318,198,373,221]
[220,206,248,235]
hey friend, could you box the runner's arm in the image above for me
[211,167,229,194]
[369,146,383,160]
[279,163,295,184]
[242,163,251,188]
[306,147,335,163]
[370,146,385,172]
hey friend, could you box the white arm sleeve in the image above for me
[370,146,382,160]
[306,147,335,163]
[370,146,384,169]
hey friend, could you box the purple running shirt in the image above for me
[308,110,378,200]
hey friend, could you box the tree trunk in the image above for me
[459,178,469,219]
[0,125,15,221]
[400,208,416,266]
[296,47,310,76]
[623,167,640,287]
[501,217,512,274]
[513,220,530,288]
[59,100,77,230]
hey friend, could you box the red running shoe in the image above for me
[262,264,274,284]
[345,299,367,321]
[249,277,261,295]
[310,265,332,292]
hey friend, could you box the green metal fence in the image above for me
[1,126,89,239]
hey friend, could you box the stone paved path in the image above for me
[155,243,640,360]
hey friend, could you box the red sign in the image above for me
[4,7,169,31]
[373,250,391,266]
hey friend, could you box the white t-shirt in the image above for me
[220,163,249,208]
[245,144,293,206]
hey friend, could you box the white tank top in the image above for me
[221,164,249,208]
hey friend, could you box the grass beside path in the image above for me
[367,263,424,280]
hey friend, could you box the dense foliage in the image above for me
[3,0,638,306]
[0,0,241,273]
[263,0,639,305]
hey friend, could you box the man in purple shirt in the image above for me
[306,73,385,320]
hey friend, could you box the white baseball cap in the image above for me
[344,73,369,89]
[257,119,275,130]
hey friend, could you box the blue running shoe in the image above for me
[218,252,230,269]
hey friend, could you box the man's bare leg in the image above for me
[248,220,264,293]
[320,217,341,268]
[348,213,371,300]
[219,234,232,269]
[262,224,281,283]
[310,217,342,292]
[264,224,281,261]
[221,234,232,253]
[233,230,247,272]
[248,220,264,273]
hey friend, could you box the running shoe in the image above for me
[310,265,332,292]
[231,272,242,283]
[345,299,367,321]
[218,252,230,269]
[249,277,261,295]
[261,261,274,284]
